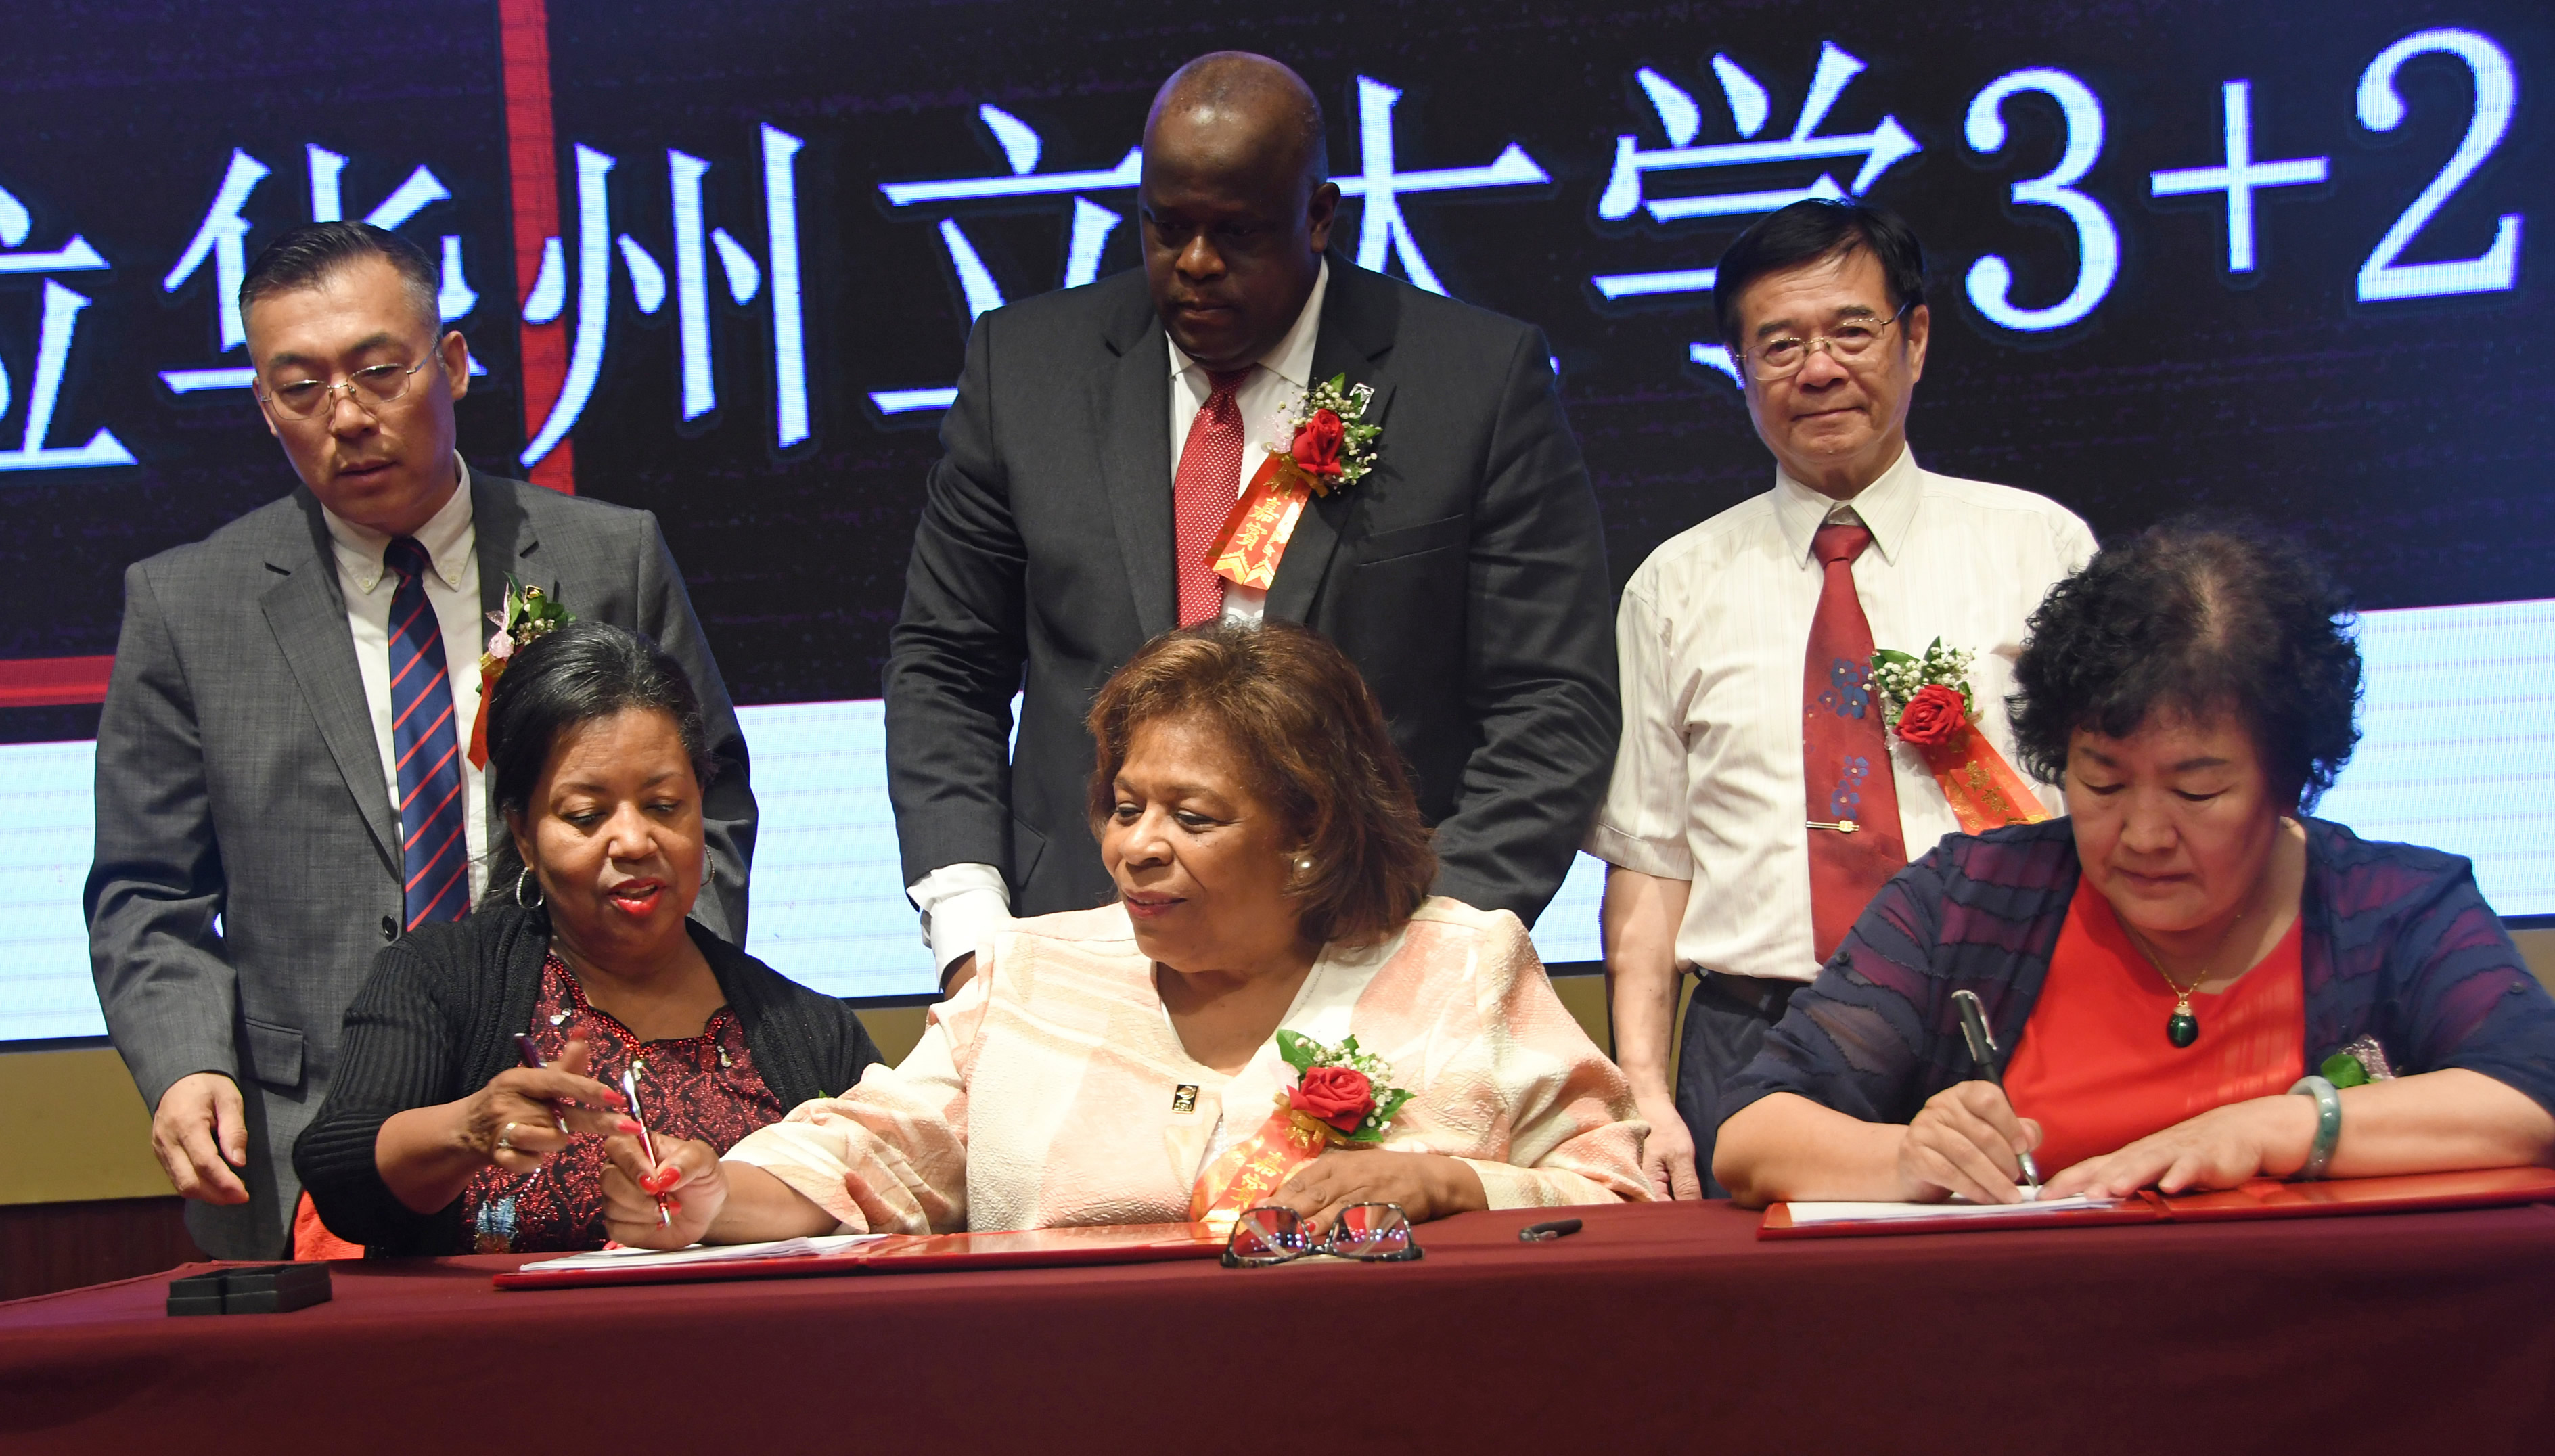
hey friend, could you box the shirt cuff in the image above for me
[907,863,1012,975]
[1581,822,1693,880]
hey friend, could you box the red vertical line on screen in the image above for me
[497,0,575,493]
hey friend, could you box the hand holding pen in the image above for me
[597,1123,727,1250]
[471,1037,624,1176]
[1891,991,2047,1205]
[618,1066,674,1230]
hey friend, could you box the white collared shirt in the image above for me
[907,265,1334,971]
[1162,257,1330,626]
[321,455,490,907]
[1585,446,2097,984]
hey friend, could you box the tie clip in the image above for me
[1806,819,1861,834]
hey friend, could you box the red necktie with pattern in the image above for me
[1803,518,1907,963]
[1172,368,1252,627]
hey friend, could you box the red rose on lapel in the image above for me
[1290,409,1347,478]
[1288,1065,1376,1132]
[1895,684,1970,746]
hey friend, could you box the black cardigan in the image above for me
[292,905,882,1256]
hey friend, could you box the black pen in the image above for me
[1518,1218,1582,1242]
[1950,990,2043,1193]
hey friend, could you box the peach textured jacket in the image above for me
[725,898,1652,1231]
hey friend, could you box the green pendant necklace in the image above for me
[2124,907,2257,1049]
[2154,962,2207,1048]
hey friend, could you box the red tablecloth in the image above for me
[3,1199,2550,1454]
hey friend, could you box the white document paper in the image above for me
[516,1233,882,1271]
[1783,1191,2121,1225]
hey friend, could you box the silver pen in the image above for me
[1950,989,2042,1192]
[621,1066,675,1229]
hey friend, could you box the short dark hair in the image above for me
[240,221,441,334]
[2009,521,2363,811]
[1713,199,1926,345]
[479,620,717,909]
[1086,621,1434,947]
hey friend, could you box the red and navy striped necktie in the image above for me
[385,536,469,928]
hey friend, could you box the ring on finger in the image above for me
[495,1121,519,1154]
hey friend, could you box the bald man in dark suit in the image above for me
[888,53,1616,983]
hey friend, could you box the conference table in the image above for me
[3,1198,2550,1453]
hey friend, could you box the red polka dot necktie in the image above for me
[1802,518,1907,963]
[385,536,469,928]
[1172,369,1252,627]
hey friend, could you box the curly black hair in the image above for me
[2008,521,2362,810]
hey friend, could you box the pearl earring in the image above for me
[1294,856,1315,875]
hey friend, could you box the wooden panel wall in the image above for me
[0,1196,201,1302]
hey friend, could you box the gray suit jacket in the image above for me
[886,261,1616,926]
[84,472,755,1258]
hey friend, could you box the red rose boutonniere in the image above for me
[1201,377,1383,594]
[1893,683,1970,746]
[1868,638,1977,738]
[1290,409,1347,481]
[1273,1030,1414,1148]
[1287,1064,1375,1132]
[1271,374,1379,498]
[1868,637,2050,835]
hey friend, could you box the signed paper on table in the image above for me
[1783,1191,2121,1225]
[517,1233,883,1271]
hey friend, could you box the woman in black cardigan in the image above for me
[294,622,880,1256]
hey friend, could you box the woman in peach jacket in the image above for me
[602,623,1649,1243]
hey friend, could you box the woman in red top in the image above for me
[1716,524,2555,1206]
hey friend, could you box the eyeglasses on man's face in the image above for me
[1742,303,1912,382]
[255,355,436,422]
[1220,1202,1423,1267]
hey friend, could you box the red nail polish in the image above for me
[664,1197,683,1214]
[616,1118,642,1134]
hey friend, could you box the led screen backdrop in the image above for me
[1,0,2548,1038]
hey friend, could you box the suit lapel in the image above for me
[472,470,541,616]
[261,495,398,869]
[1266,264,1397,625]
[1098,306,1177,640]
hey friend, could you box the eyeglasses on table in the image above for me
[1221,1202,1423,1267]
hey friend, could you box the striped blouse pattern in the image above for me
[1725,817,2555,1130]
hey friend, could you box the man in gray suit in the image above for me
[85,223,754,1258]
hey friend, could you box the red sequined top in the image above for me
[461,953,787,1253]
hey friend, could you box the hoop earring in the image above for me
[514,867,545,910]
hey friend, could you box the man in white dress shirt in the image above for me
[86,223,752,1256]
[1586,201,2097,1198]
[887,52,1616,988]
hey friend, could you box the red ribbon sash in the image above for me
[1203,453,1311,592]
[1189,1101,1340,1233]
[1908,725,2048,834]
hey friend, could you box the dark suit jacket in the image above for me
[886,261,1616,928]
[85,471,754,1258]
